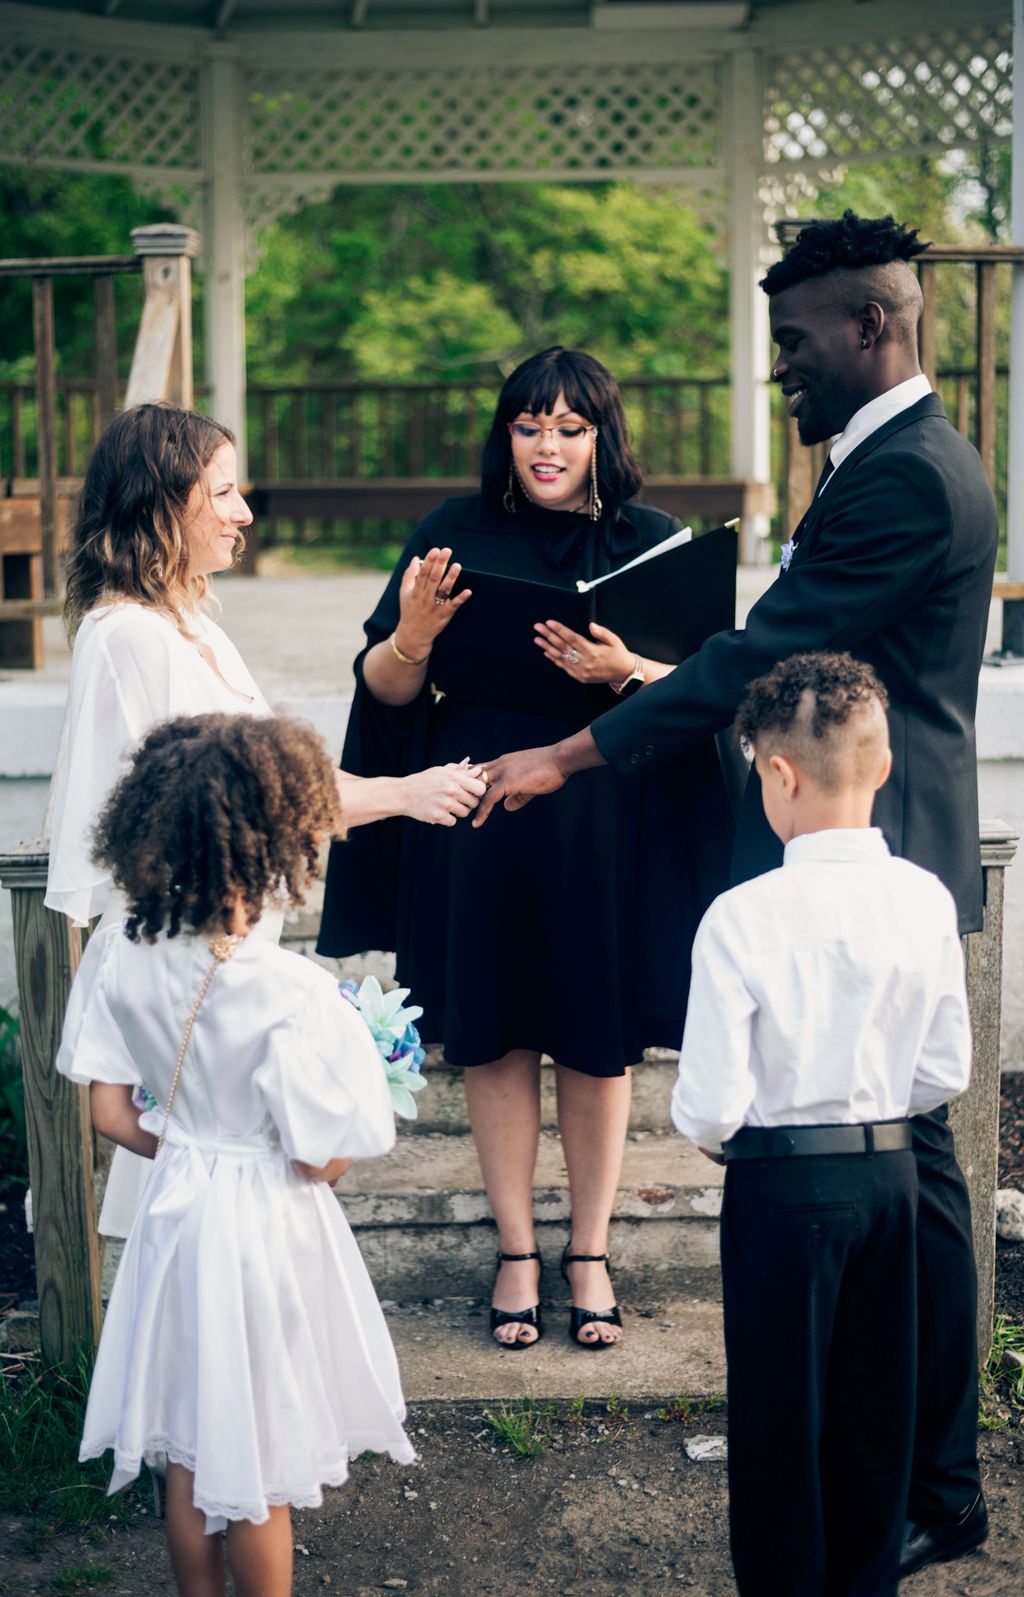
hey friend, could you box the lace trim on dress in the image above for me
[80,1432,417,1525]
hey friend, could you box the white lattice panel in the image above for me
[246,62,721,179]
[0,37,201,173]
[765,23,1013,170]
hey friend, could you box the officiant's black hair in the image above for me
[480,346,643,515]
[760,211,928,296]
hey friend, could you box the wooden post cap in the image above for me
[130,224,200,259]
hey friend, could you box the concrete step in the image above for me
[342,1129,723,1304]
[383,1296,726,1400]
[412,1050,680,1136]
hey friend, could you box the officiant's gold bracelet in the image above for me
[390,631,429,667]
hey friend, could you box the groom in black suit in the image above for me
[476,212,997,1578]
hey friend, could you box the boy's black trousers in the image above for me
[720,1148,918,1597]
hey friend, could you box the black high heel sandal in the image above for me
[489,1250,543,1348]
[561,1244,622,1350]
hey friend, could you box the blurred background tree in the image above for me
[1,150,1009,391]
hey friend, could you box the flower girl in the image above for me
[57,712,415,1597]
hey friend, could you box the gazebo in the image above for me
[0,0,1020,567]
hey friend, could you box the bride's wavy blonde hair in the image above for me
[63,404,239,641]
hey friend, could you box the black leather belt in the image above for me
[722,1122,914,1161]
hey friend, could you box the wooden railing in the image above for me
[0,225,198,667]
[2,241,1018,574]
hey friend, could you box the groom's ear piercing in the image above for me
[860,337,870,348]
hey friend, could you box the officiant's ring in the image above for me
[565,648,581,664]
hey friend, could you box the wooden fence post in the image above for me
[955,821,1018,1363]
[125,225,200,410]
[0,845,100,1367]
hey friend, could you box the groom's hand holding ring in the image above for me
[472,744,570,826]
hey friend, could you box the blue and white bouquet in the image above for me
[339,974,428,1120]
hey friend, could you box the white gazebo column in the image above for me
[201,45,248,477]
[725,49,772,566]
[1008,0,1024,584]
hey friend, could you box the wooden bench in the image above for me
[0,490,69,668]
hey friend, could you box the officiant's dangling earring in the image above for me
[504,462,517,515]
[589,433,603,522]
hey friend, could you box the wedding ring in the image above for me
[565,648,581,665]
[481,769,491,786]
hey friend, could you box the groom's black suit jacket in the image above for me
[592,393,998,933]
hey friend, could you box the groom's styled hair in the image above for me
[760,211,928,296]
[760,211,929,348]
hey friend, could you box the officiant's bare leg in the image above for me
[556,1065,632,1344]
[165,1463,225,1597]
[464,1049,543,1345]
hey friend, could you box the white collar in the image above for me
[784,827,891,866]
[824,375,933,482]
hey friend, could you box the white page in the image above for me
[575,516,740,593]
[576,526,692,593]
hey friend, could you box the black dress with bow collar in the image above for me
[317,493,733,1076]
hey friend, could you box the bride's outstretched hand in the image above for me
[401,762,487,826]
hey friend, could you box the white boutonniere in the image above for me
[780,539,794,573]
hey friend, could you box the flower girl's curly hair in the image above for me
[93,714,343,943]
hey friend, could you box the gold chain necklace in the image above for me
[156,933,241,1153]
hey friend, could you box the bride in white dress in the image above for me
[46,404,484,1235]
[58,712,415,1597]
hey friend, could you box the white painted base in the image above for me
[977,663,1024,1069]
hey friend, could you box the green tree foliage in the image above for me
[0,171,181,384]
[245,181,729,384]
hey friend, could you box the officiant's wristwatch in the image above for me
[612,655,646,698]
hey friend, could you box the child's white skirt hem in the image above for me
[83,1433,418,1534]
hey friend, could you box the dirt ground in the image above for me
[3,1079,1023,1595]
[1,1402,1022,1597]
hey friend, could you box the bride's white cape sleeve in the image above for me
[46,611,177,927]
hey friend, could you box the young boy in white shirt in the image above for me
[672,651,973,1597]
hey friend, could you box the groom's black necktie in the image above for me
[814,453,836,498]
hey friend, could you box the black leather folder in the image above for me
[429,521,737,723]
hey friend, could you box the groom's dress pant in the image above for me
[909,1104,981,1524]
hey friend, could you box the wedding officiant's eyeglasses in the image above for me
[507,421,599,442]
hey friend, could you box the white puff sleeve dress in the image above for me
[45,602,283,1236]
[57,925,415,1531]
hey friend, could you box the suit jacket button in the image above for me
[643,745,654,756]
[629,753,641,766]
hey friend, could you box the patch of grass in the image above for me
[0,1001,27,1175]
[604,1393,630,1422]
[655,1393,725,1425]
[0,1350,140,1535]
[480,1398,553,1458]
[565,1392,587,1424]
[979,1313,1024,1430]
[50,1568,114,1592]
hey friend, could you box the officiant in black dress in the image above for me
[318,347,732,1350]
